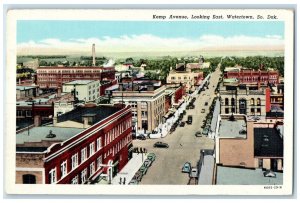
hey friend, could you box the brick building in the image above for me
[36,66,115,90]
[16,104,132,184]
[223,67,279,85]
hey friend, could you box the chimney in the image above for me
[92,44,96,66]
[57,87,62,97]
[34,115,41,127]
[83,117,89,128]
[53,117,58,126]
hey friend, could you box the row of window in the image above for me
[38,70,102,74]
[224,98,261,106]
[48,119,131,184]
[224,107,261,114]
[170,76,190,80]
[16,110,32,117]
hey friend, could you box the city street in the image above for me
[132,67,222,185]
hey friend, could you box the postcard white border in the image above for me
[5,9,294,195]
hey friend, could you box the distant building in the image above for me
[36,66,115,90]
[164,84,186,114]
[166,64,203,92]
[16,105,132,184]
[112,82,166,133]
[16,85,39,100]
[62,80,100,102]
[215,114,283,172]
[223,66,279,85]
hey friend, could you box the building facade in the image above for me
[16,105,132,184]
[224,67,279,85]
[219,83,269,116]
[36,66,115,89]
[62,80,100,102]
[112,85,166,132]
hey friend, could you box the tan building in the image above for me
[219,82,269,116]
[215,114,283,171]
[166,64,203,92]
[112,83,166,132]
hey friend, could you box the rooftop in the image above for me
[16,86,37,91]
[254,128,283,157]
[216,166,283,185]
[16,126,84,145]
[57,105,121,125]
[63,80,96,85]
[219,116,247,138]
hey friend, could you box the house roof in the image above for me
[254,128,283,157]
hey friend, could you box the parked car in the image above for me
[153,142,169,148]
[201,109,205,113]
[204,102,208,106]
[129,179,139,185]
[182,162,192,173]
[202,127,209,136]
[179,122,185,127]
[187,115,193,124]
[132,171,143,182]
[139,166,148,175]
[190,105,195,109]
[136,134,146,140]
[147,153,156,159]
[195,131,202,137]
[189,167,199,178]
[143,159,152,168]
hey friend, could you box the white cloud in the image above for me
[17,34,284,55]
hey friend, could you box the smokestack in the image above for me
[92,44,96,66]
[57,87,62,97]
[34,115,41,127]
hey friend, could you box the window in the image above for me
[225,98,229,105]
[231,98,235,106]
[81,168,87,184]
[257,98,261,106]
[89,142,95,157]
[49,168,56,184]
[251,108,255,114]
[81,148,87,163]
[60,161,67,178]
[71,175,78,184]
[71,153,78,170]
[257,108,261,114]
[26,110,32,117]
[90,162,95,176]
[250,98,255,105]
[225,108,229,114]
[96,137,102,151]
[22,174,36,184]
[97,156,103,170]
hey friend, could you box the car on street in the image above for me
[136,134,146,140]
[187,115,193,124]
[202,127,209,136]
[189,167,199,178]
[179,122,185,127]
[204,102,208,106]
[147,153,156,159]
[132,171,143,182]
[143,159,152,168]
[129,179,139,185]
[153,142,169,148]
[139,166,148,175]
[195,131,202,137]
[201,109,205,113]
[182,162,192,173]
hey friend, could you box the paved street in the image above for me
[132,67,222,185]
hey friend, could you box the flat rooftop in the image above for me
[57,105,121,125]
[16,86,37,91]
[63,80,96,85]
[216,166,283,185]
[16,126,84,145]
[219,118,247,138]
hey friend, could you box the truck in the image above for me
[187,115,193,124]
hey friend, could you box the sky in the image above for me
[17,20,285,55]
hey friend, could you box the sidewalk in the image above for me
[111,153,147,185]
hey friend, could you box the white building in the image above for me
[62,80,100,102]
